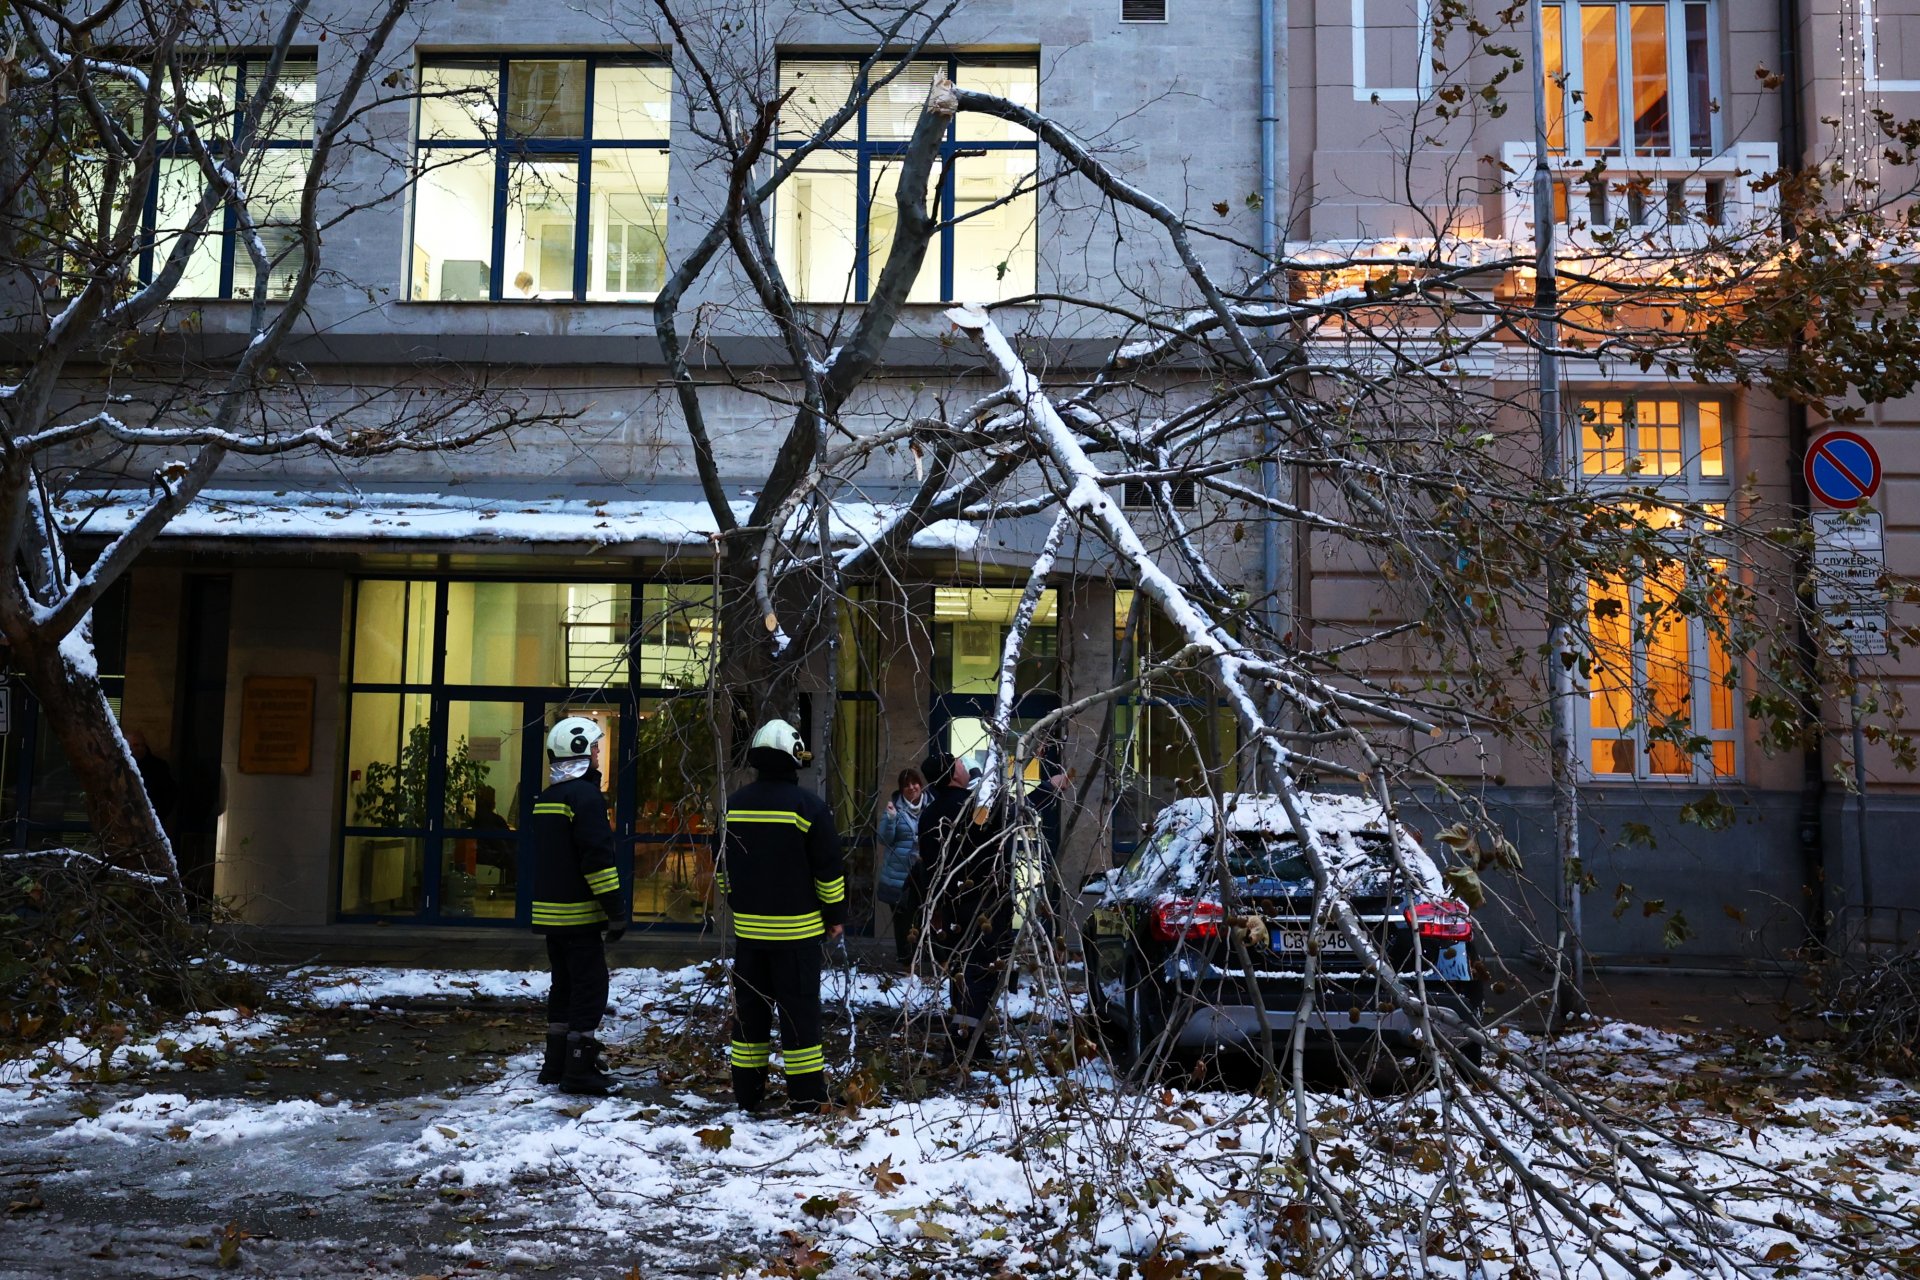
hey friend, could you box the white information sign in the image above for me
[1813,512,1892,654]
[1812,511,1886,607]
[1824,605,1890,656]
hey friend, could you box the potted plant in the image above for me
[351,723,491,913]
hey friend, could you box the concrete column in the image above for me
[872,580,934,942]
[1056,576,1116,930]
[215,568,347,925]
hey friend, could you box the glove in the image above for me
[604,921,628,943]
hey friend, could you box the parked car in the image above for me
[1081,792,1484,1077]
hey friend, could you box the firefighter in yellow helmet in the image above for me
[714,719,844,1115]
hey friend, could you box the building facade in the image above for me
[7,0,1916,961]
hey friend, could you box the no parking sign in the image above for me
[1805,431,1882,510]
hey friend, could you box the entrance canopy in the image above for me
[55,485,994,560]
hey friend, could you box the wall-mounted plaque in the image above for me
[238,676,315,775]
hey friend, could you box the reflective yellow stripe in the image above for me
[784,1044,825,1074]
[584,867,620,895]
[813,876,846,904]
[729,1040,771,1067]
[732,911,823,940]
[533,802,574,820]
[532,899,608,925]
[715,873,731,893]
[726,809,812,832]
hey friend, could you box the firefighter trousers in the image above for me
[728,940,825,1108]
[545,932,610,1033]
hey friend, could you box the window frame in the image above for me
[409,53,673,303]
[1863,0,1920,94]
[1573,395,1740,785]
[1352,0,1434,102]
[1542,1,1720,160]
[338,574,719,927]
[773,54,1040,304]
[140,55,317,300]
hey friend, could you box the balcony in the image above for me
[1501,142,1780,253]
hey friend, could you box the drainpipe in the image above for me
[1258,0,1290,690]
[1778,0,1826,948]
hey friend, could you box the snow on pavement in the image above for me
[4,962,1916,1278]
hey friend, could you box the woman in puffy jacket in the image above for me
[873,766,927,967]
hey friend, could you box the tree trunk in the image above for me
[714,544,829,746]
[9,626,182,896]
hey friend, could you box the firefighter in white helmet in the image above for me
[529,715,626,1095]
[714,718,844,1115]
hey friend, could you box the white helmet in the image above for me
[546,715,604,760]
[750,718,809,764]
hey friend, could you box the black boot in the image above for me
[537,1023,569,1085]
[560,1032,618,1097]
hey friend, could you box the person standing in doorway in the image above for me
[530,716,627,1096]
[715,719,844,1116]
[910,751,1013,1058]
[874,766,927,969]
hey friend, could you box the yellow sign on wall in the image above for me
[239,676,315,775]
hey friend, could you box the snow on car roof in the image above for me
[1116,791,1443,897]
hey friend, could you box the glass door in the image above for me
[438,699,535,921]
[628,694,717,925]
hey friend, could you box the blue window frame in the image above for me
[338,578,719,928]
[140,56,317,299]
[409,55,673,302]
[774,55,1039,304]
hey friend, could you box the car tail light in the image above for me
[1408,899,1473,941]
[1149,897,1225,942]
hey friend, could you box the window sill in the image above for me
[399,297,662,306]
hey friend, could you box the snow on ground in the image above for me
[278,964,1920,1278]
[8,962,1917,1278]
[61,1092,354,1146]
[277,964,552,1007]
[0,1008,283,1102]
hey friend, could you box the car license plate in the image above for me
[1277,929,1351,954]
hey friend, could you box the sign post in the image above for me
[1807,433,1886,929]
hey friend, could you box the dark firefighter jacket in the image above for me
[529,770,626,933]
[715,758,844,945]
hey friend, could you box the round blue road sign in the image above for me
[1805,430,1881,509]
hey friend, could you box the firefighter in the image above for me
[530,715,627,1096]
[715,719,844,1115]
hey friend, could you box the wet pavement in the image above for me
[0,1004,700,1279]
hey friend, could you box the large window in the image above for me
[410,56,672,302]
[1576,397,1737,782]
[140,56,316,299]
[1542,2,1716,158]
[774,57,1038,303]
[340,578,719,925]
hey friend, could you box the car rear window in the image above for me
[1227,831,1395,881]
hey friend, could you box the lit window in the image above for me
[1576,396,1737,782]
[128,57,317,300]
[1541,2,1716,158]
[774,57,1038,304]
[1578,397,1720,479]
[409,57,671,302]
